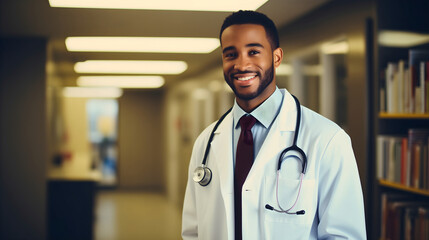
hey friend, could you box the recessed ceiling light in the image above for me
[62,87,123,98]
[49,0,269,12]
[379,30,429,47]
[77,76,165,88]
[74,60,187,74]
[66,37,220,54]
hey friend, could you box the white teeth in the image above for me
[237,76,256,81]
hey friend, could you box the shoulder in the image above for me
[300,107,356,167]
[300,106,342,135]
[299,106,352,152]
[194,108,233,146]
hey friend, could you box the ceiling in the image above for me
[0,0,331,88]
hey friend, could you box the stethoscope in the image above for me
[193,95,307,215]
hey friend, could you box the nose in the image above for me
[233,55,251,71]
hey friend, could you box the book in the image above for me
[380,193,429,240]
[377,129,429,190]
[381,51,429,114]
[401,138,408,185]
[377,135,406,184]
[425,62,429,113]
[409,49,429,113]
[419,61,426,113]
[386,62,398,113]
[380,69,387,113]
[408,129,429,189]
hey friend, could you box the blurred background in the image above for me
[1,0,429,239]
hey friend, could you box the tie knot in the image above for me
[239,115,256,131]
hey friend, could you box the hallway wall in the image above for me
[118,90,165,190]
[0,37,48,240]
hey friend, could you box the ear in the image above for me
[273,47,283,68]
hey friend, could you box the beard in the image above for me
[224,62,274,101]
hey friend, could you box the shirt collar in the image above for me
[233,87,283,129]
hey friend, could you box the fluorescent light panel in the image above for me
[321,41,349,54]
[277,64,322,76]
[63,87,123,98]
[77,76,165,88]
[74,60,187,74]
[379,30,429,47]
[276,64,293,75]
[49,0,269,12]
[66,37,220,53]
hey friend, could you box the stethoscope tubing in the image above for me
[201,108,232,166]
[274,172,304,214]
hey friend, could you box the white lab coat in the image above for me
[182,89,366,240]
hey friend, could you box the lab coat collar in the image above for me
[273,89,297,132]
[214,89,297,135]
[232,87,283,129]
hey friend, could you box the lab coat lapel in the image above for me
[211,113,235,239]
[251,90,298,175]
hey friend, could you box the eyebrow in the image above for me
[222,43,264,54]
[222,46,235,54]
[246,43,264,48]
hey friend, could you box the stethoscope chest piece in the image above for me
[193,165,212,186]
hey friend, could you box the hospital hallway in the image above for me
[94,191,182,240]
[3,0,429,239]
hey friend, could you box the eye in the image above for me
[249,50,260,55]
[224,52,237,59]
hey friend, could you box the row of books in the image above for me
[379,49,429,114]
[381,193,429,240]
[377,129,429,190]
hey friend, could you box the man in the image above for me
[182,10,366,239]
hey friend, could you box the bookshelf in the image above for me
[379,113,429,119]
[379,180,429,198]
[371,0,429,239]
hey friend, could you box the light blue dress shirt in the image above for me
[232,87,284,164]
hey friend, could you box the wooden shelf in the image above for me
[379,179,429,197]
[379,112,429,119]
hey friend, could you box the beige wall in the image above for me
[58,97,93,176]
[118,90,165,190]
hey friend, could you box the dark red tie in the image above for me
[234,115,256,240]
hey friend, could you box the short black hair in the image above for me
[219,10,280,50]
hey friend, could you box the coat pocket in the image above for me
[263,175,316,225]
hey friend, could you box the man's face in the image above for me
[221,24,281,103]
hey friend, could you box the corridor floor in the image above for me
[94,191,182,240]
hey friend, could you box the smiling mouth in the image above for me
[232,71,259,82]
[236,75,257,81]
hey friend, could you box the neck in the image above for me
[236,84,276,113]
